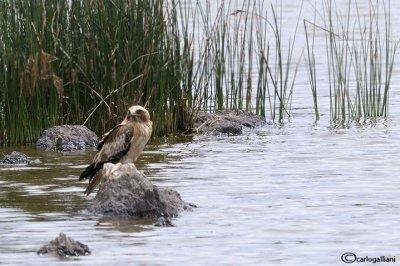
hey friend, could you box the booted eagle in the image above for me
[79,105,152,195]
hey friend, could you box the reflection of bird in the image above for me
[79,105,152,195]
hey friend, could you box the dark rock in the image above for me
[87,163,190,219]
[0,151,33,165]
[37,233,90,258]
[212,120,242,135]
[36,125,98,152]
[154,216,174,227]
[194,109,264,135]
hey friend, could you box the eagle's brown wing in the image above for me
[79,124,134,195]
[96,128,114,151]
[93,124,134,164]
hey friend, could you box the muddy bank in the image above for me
[37,233,90,258]
[36,125,98,152]
[194,109,264,135]
[87,163,191,223]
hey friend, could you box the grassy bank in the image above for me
[0,0,397,145]
[0,0,306,145]
[0,0,196,144]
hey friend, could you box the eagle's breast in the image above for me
[122,121,152,163]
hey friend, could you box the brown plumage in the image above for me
[79,105,152,195]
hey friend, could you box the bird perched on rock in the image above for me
[79,105,152,195]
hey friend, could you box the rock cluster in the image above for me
[37,233,90,258]
[36,125,98,152]
[87,163,190,221]
[0,151,34,165]
[194,109,264,135]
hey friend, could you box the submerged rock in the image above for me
[37,233,90,258]
[154,216,174,227]
[0,151,34,165]
[87,163,190,220]
[36,125,98,152]
[194,109,264,135]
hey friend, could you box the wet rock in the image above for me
[154,216,174,227]
[0,151,33,165]
[36,125,98,152]
[37,233,90,258]
[87,163,190,219]
[194,109,264,135]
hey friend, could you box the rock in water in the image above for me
[87,163,190,219]
[37,233,90,257]
[154,216,174,227]
[194,109,264,135]
[0,151,33,165]
[36,125,98,152]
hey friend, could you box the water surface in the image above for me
[1,1,400,265]
[1,122,400,265]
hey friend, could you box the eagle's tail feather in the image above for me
[79,162,103,181]
[84,172,102,196]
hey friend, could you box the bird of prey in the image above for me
[79,105,152,195]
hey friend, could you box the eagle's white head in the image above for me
[126,105,151,123]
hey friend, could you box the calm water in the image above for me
[2,1,400,265]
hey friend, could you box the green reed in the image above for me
[265,2,302,123]
[306,0,397,125]
[2,0,393,145]
[0,0,199,144]
[304,12,319,121]
[0,0,304,144]
[190,0,302,123]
